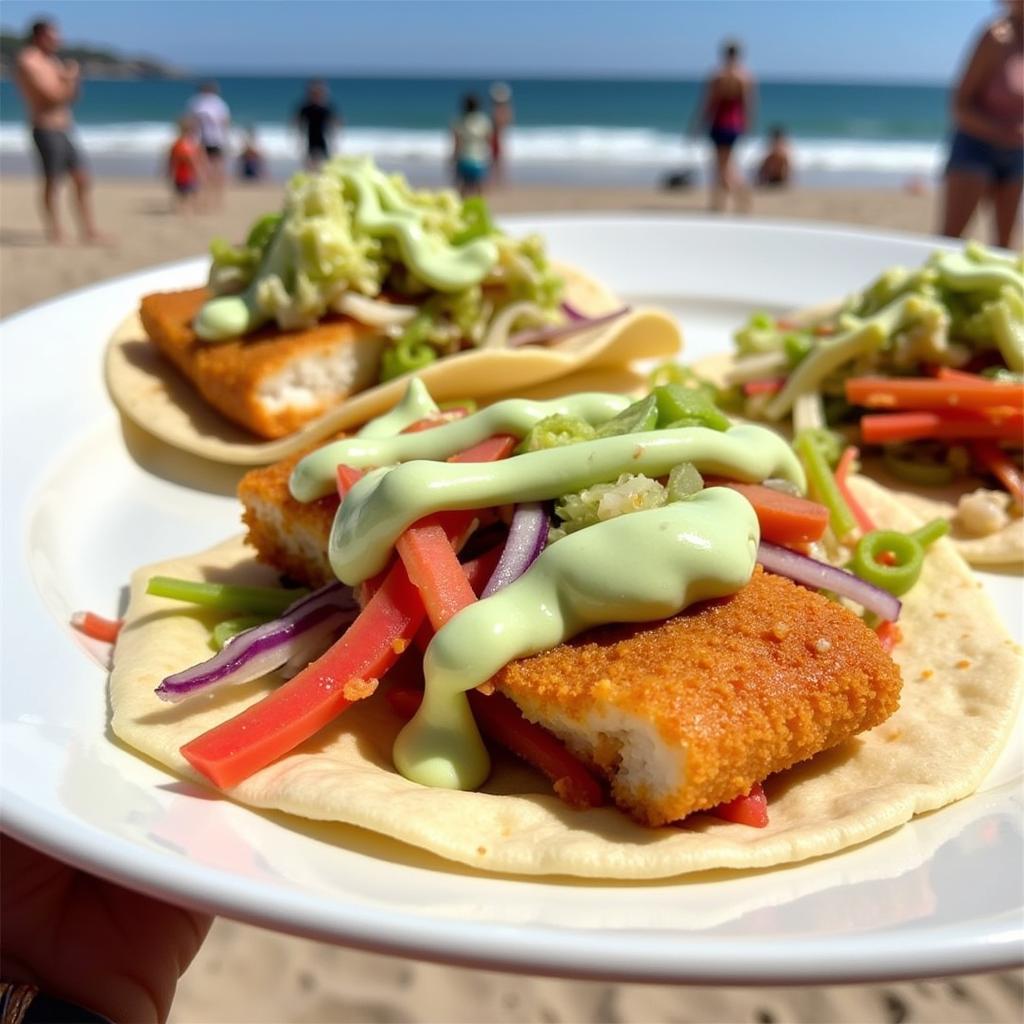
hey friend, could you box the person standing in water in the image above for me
[940,0,1023,249]
[187,81,231,209]
[296,79,339,170]
[693,39,756,212]
[451,93,493,196]
[489,81,514,186]
[14,18,106,243]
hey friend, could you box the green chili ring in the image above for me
[849,518,950,596]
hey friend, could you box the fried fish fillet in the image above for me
[238,456,902,826]
[238,446,338,585]
[140,289,385,438]
[493,566,901,826]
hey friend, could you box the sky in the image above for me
[1,0,994,83]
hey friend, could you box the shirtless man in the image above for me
[15,18,105,243]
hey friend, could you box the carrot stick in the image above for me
[860,411,1024,445]
[335,464,365,500]
[742,377,785,397]
[387,686,606,809]
[70,611,123,644]
[846,376,1024,412]
[398,516,478,630]
[834,446,875,533]
[971,442,1024,503]
[709,481,829,544]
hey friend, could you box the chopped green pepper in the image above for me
[516,414,596,453]
[245,212,283,252]
[595,394,659,437]
[653,383,730,431]
[667,463,704,501]
[452,196,494,245]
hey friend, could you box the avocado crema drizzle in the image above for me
[289,387,806,791]
[193,159,499,342]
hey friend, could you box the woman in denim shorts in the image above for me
[940,1,1023,248]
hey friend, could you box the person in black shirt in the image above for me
[295,79,339,170]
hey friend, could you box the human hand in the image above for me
[1,833,211,1023]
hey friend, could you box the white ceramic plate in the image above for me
[3,218,1022,984]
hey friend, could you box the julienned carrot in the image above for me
[743,378,785,397]
[934,366,986,383]
[710,781,768,828]
[834,446,875,533]
[398,516,478,629]
[183,434,517,790]
[182,556,426,790]
[710,481,829,544]
[860,411,1024,445]
[387,686,606,809]
[846,376,1024,412]
[876,620,902,655]
[971,442,1024,503]
[70,611,123,644]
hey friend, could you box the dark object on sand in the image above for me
[661,169,696,190]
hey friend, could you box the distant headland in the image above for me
[0,29,184,79]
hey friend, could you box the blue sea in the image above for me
[0,74,952,185]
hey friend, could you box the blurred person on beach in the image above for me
[693,39,756,213]
[755,125,792,187]
[940,0,1023,248]
[296,79,339,170]
[237,127,266,181]
[167,116,204,214]
[13,17,106,244]
[451,93,492,196]
[188,81,231,209]
[489,81,514,186]
[1,832,210,1023]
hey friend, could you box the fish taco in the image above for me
[105,157,679,465]
[700,244,1023,566]
[106,381,1021,878]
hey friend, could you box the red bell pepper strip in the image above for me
[336,464,365,501]
[971,441,1024,504]
[834,446,875,533]
[70,611,122,644]
[846,376,1024,412]
[709,481,829,544]
[398,516,479,630]
[387,686,605,809]
[875,620,902,655]
[182,557,427,789]
[860,411,1024,445]
[711,781,769,828]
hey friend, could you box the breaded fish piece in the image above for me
[493,567,902,826]
[238,448,338,586]
[140,289,385,439]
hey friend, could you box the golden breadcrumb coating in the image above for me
[238,448,339,586]
[494,567,902,826]
[140,288,380,439]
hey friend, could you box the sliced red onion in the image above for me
[482,503,549,597]
[155,582,358,702]
[560,300,588,321]
[757,541,902,622]
[508,306,632,348]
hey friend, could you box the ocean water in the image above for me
[0,74,951,185]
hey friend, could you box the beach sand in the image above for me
[2,173,1020,1024]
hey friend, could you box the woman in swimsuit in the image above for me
[941,0,1023,249]
[696,40,756,213]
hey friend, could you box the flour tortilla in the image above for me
[104,264,680,466]
[695,352,1024,568]
[109,478,1021,879]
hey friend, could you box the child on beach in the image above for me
[167,117,203,213]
